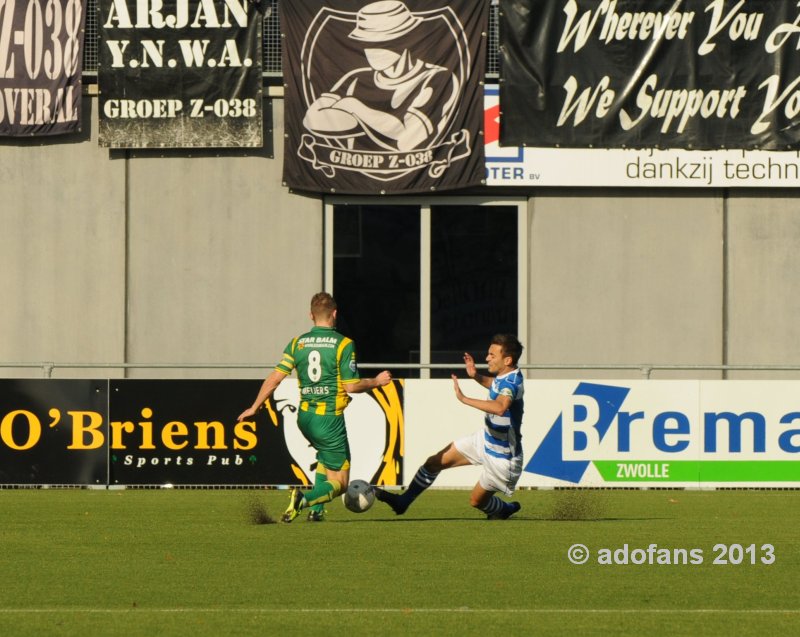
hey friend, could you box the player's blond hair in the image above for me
[310,292,337,319]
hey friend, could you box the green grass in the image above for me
[0,488,799,636]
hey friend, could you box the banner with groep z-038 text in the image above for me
[0,0,86,136]
[98,0,263,148]
[282,0,488,195]
[499,0,800,150]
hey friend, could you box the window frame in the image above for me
[324,196,528,377]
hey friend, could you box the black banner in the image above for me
[0,378,404,487]
[0,380,107,485]
[282,0,488,195]
[109,380,302,485]
[98,0,263,148]
[0,0,86,136]
[500,0,800,150]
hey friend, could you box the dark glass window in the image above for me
[332,203,518,379]
[430,205,518,377]
[333,205,421,378]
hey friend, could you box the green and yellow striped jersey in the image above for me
[275,326,360,416]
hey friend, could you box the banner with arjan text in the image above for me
[281,0,488,195]
[0,0,86,136]
[500,0,800,150]
[98,0,263,148]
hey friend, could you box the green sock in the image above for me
[303,478,342,508]
[309,469,327,513]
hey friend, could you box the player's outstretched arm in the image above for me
[464,353,492,388]
[237,370,286,421]
[452,374,511,415]
[343,370,392,394]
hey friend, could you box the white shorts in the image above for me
[453,429,523,497]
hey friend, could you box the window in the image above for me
[330,205,421,377]
[326,198,527,378]
[430,205,519,377]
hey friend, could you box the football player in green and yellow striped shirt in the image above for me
[238,292,391,522]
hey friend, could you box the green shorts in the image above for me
[297,411,351,471]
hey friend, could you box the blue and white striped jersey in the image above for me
[483,368,524,460]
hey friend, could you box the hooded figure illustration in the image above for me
[303,1,460,152]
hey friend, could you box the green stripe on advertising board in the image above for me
[593,461,800,482]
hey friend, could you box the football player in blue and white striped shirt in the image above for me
[375,334,524,520]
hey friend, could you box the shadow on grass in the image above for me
[536,516,670,522]
[326,515,670,523]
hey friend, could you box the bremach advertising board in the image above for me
[404,379,800,489]
[520,380,800,488]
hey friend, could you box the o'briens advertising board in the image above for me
[404,380,800,489]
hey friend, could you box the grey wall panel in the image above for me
[527,190,724,379]
[0,100,127,378]
[726,192,800,379]
[3,95,800,381]
[125,99,323,378]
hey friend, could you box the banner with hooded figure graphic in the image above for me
[281,0,488,195]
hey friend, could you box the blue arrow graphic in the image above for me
[524,382,630,483]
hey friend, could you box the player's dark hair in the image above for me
[491,334,523,366]
[310,292,337,319]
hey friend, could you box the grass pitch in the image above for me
[0,488,798,636]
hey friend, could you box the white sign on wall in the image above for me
[402,379,800,489]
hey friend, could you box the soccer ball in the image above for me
[342,479,375,513]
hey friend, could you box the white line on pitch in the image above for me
[0,608,797,614]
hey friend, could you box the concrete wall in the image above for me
[1,96,799,379]
[0,97,323,379]
[527,190,724,379]
[123,98,323,378]
[0,100,126,378]
[726,191,800,379]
